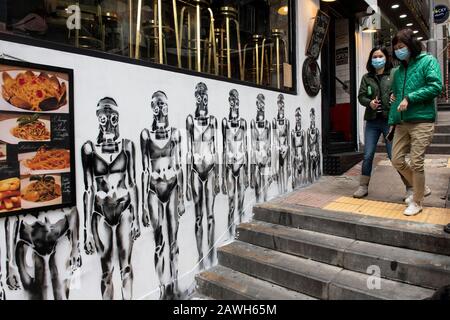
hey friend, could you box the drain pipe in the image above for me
[428,0,439,121]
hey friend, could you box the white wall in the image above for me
[0,0,322,300]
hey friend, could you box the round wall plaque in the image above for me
[302,57,321,97]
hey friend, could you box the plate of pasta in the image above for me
[19,146,70,175]
[21,175,62,208]
[1,70,69,113]
[0,114,51,144]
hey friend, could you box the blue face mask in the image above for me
[372,57,386,70]
[395,47,410,61]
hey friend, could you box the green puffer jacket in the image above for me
[358,70,393,121]
[388,53,442,125]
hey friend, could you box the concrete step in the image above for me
[196,265,316,300]
[218,241,435,300]
[435,124,450,134]
[376,142,450,154]
[427,144,450,155]
[438,105,450,112]
[188,292,215,300]
[433,133,450,144]
[237,220,450,289]
[253,204,450,256]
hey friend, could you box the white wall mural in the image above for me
[0,0,323,299]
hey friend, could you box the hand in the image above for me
[84,234,96,255]
[6,265,21,290]
[142,209,151,228]
[70,245,82,273]
[178,200,185,217]
[131,216,141,241]
[186,185,192,201]
[370,98,381,110]
[221,182,227,195]
[390,94,396,104]
[397,98,409,112]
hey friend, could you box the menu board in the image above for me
[306,10,331,60]
[0,59,75,216]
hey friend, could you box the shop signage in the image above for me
[306,10,331,59]
[0,59,76,216]
[434,5,449,24]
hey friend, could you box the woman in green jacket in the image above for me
[353,46,411,199]
[390,29,443,216]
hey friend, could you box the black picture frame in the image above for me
[0,58,76,217]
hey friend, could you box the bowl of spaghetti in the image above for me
[1,70,68,113]
[21,175,62,208]
[20,146,70,175]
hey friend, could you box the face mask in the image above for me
[395,47,410,61]
[372,57,386,70]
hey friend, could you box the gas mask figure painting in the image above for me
[186,83,220,270]
[4,208,82,300]
[140,91,185,300]
[222,89,249,237]
[81,97,140,300]
[250,94,272,203]
[307,108,321,183]
[272,94,291,194]
[291,108,307,188]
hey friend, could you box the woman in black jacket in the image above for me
[353,46,412,198]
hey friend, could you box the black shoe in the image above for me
[444,224,450,234]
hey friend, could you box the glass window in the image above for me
[0,0,294,91]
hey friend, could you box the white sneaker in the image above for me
[404,187,413,201]
[424,185,432,197]
[404,186,432,204]
[404,202,423,216]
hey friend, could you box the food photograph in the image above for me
[0,68,69,113]
[0,113,51,144]
[20,174,62,209]
[0,177,21,213]
[0,143,6,161]
[19,146,70,175]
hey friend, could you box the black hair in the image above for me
[366,46,392,74]
[392,28,424,60]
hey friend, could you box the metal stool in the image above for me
[216,6,243,80]
[269,29,288,89]
[67,2,105,51]
[243,34,267,85]
[179,0,217,73]
[135,0,181,65]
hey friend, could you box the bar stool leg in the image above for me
[276,36,280,89]
[129,0,134,58]
[208,8,218,75]
[233,20,243,81]
[135,0,142,58]
[225,16,231,78]
[173,0,182,68]
[260,38,266,85]
[195,4,201,72]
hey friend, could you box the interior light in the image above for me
[400,14,407,18]
[278,5,288,15]
[391,4,400,9]
[406,23,413,27]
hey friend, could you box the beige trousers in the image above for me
[391,122,435,203]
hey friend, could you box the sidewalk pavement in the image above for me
[273,154,450,226]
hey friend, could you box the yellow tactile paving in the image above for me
[321,196,450,226]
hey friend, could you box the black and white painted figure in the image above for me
[222,89,249,236]
[0,245,5,300]
[291,108,307,188]
[250,94,272,203]
[141,91,185,300]
[186,83,220,269]
[4,208,82,300]
[81,97,140,300]
[272,94,291,194]
[307,108,321,183]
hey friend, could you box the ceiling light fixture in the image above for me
[277,5,288,15]
[400,14,407,18]
[391,4,400,9]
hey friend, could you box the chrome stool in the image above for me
[243,34,267,85]
[216,6,243,80]
[179,0,217,73]
[269,29,288,89]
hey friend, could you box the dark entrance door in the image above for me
[320,0,364,175]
